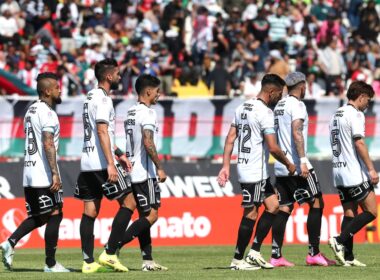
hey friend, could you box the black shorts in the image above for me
[276,169,322,206]
[24,187,63,217]
[132,179,161,212]
[240,178,276,208]
[337,181,374,203]
[74,163,132,201]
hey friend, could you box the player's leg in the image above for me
[329,183,376,264]
[270,177,295,267]
[43,206,70,273]
[270,205,294,267]
[1,187,53,270]
[137,209,168,271]
[247,179,278,269]
[98,163,134,271]
[341,202,361,266]
[81,199,101,263]
[230,206,260,270]
[118,179,160,248]
[105,193,135,255]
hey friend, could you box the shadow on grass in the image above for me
[203,266,232,270]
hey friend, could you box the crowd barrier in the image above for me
[1,96,380,158]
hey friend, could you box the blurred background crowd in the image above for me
[0,0,379,99]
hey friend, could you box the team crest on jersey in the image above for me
[47,111,52,117]
[102,97,108,104]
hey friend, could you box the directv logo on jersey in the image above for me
[332,162,347,168]
[82,146,95,153]
[24,161,36,167]
[238,158,249,164]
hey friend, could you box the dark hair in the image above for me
[261,74,286,88]
[135,74,161,95]
[346,81,374,100]
[36,72,58,96]
[94,58,118,82]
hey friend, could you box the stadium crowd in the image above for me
[0,0,380,99]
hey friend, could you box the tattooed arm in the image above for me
[143,129,166,182]
[291,119,309,178]
[42,131,61,192]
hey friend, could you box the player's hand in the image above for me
[217,167,229,187]
[107,164,118,183]
[118,154,132,172]
[157,169,167,183]
[300,163,309,179]
[369,169,379,185]
[287,163,296,176]
[50,174,62,193]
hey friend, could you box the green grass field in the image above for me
[1,244,380,279]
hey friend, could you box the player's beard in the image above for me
[55,96,62,104]
[110,80,119,90]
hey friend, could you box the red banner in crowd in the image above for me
[0,195,379,248]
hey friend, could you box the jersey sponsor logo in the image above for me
[24,160,36,167]
[82,146,95,153]
[238,158,249,164]
[332,161,347,168]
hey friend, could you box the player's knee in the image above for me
[266,201,279,214]
[243,207,257,220]
[312,196,324,209]
[146,209,159,225]
[84,209,99,218]
[119,193,136,210]
[280,204,293,214]
[32,216,48,227]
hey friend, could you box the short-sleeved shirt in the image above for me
[80,88,116,171]
[329,104,369,187]
[125,103,158,183]
[23,100,60,188]
[274,95,312,176]
[232,98,275,183]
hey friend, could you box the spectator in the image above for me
[267,49,290,79]
[304,72,326,99]
[242,71,261,99]
[267,7,291,50]
[319,37,347,95]
[0,9,19,44]
[17,59,38,89]
[209,60,230,96]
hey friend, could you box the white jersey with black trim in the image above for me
[232,98,275,183]
[329,104,369,187]
[125,103,158,183]
[23,100,60,188]
[274,95,312,176]
[80,88,116,171]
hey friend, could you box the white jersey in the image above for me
[23,100,60,188]
[125,103,158,183]
[274,95,312,176]
[329,104,369,187]
[232,99,275,183]
[80,88,116,171]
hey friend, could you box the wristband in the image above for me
[300,157,308,164]
[115,147,124,157]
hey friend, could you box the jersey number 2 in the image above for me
[239,124,251,153]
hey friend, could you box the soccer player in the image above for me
[0,72,69,272]
[75,58,135,273]
[328,81,379,266]
[115,74,168,271]
[271,72,335,267]
[218,74,296,270]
